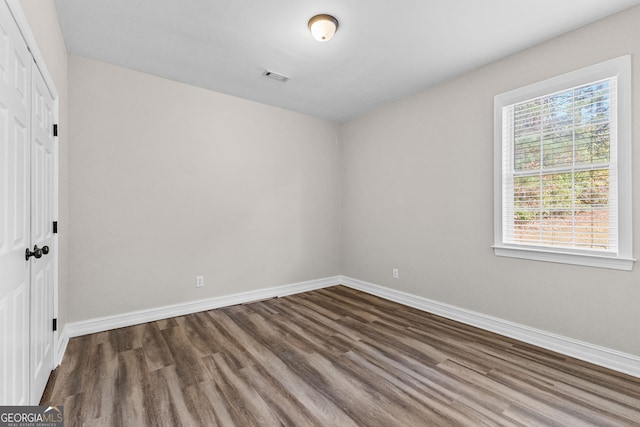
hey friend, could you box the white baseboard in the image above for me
[65,276,342,338]
[339,276,640,378]
[59,274,640,379]
[55,327,69,366]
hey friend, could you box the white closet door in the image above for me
[0,0,32,406]
[30,60,55,404]
[0,0,57,405]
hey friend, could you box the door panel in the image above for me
[30,59,55,403]
[0,0,32,405]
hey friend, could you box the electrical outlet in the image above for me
[392,268,399,279]
[196,276,204,288]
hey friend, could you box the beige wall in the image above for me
[20,0,69,331]
[67,56,341,322]
[341,6,640,356]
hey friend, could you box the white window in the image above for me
[494,56,634,270]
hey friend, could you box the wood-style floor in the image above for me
[41,286,640,426]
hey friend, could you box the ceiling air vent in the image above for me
[263,70,289,82]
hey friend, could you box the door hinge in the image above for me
[53,124,58,137]
[53,221,58,234]
[52,318,57,332]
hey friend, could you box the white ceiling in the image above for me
[55,0,640,123]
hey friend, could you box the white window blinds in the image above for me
[501,77,618,253]
[494,56,634,269]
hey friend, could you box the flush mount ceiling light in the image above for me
[308,14,339,42]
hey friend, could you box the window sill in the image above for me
[492,245,635,271]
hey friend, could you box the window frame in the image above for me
[493,56,634,271]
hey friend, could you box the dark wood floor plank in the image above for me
[474,341,640,411]
[156,317,179,330]
[160,326,212,388]
[501,404,565,427]
[278,297,365,343]
[114,348,155,427]
[204,309,360,426]
[200,310,259,370]
[204,352,282,427]
[41,286,640,426]
[184,380,233,427]
[238,308,432,425]
[141,321,175,371]
[260,306,357,357]
[237,363,325,427]
[487,366,637,426]
[145,365,199,427]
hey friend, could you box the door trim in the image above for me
[5,0,60,367]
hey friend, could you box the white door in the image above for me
[29,60,55,403]
[0,0,56,405]
[0,0,32,406]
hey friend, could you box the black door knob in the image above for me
[42,245,50,255]
[25,245,43,261]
